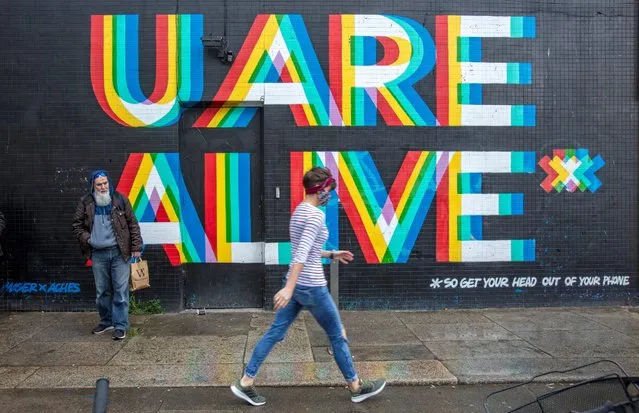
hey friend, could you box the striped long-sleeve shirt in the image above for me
[286,202,328,287]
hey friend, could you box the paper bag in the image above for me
[130,259,150,291]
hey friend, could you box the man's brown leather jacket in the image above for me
[72,192,143,261]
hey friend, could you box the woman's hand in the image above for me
[333,250,354,264]
[273,287,293,311]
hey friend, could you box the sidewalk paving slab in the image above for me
[0,306,636,390]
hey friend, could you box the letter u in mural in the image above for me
[90,14,204,127]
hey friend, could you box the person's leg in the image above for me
[231,293,303,406]
[91,249,113,330]
[243,297,303,382]
[308,286,386,402]
[307,286,358,384]
[110,249,130,334]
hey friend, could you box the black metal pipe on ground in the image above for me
[93,378,109,413]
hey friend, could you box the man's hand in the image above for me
[132,252,141,258]
[273,287,293,311]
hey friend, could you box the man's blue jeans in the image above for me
[245,284,358,383]
[91,246,130,331]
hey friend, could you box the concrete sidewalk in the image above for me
[0,306,638,389]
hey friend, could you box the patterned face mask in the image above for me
[317,190,331,206]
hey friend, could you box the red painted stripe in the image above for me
[194,15,270,125]
[290,106,309,126]
[116,153,144,195]
[376,92,403,126]
[338,173,378,263]
[192,107,220,127]
[435,16,449,126]
[377,36,400,66]
[388,152,421,208]
[435,165,449,262]
[149,15,169,103]
[90,16,123,126]
[328,15,342,115]
[290,152,305,213]
[163,244,182,266]
[204,153,217,254]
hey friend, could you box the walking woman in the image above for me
[231,167,386,406]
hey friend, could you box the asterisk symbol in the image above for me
[430,278,442,288]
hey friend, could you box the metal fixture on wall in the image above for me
[201,0,233,64]
[201,34,233,63]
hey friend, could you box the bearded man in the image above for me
[72,170,142,340]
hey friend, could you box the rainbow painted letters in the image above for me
[91,14,536,128]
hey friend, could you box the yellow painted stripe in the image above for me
[448,16,462,126]
[303,152,313,173]
[129,153,154,207]
[341,15,354,126]
[158,15,177,104]
[216,153,231,261]
[378,87,414,126]
[210,107,231,127]
[176,244,187,263]
[337,153,387,261]
[396,152,428,217]
[448,152,461,261]
[102,16,144,127]
[228,15,280,103]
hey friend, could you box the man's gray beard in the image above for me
[94,191,112,207]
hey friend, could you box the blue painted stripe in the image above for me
[511,193,524,215]
[469,37,482,62]
[470,215,482,240]
[238,153,251,241]
[523,105,536,126]
[523,17,536,38]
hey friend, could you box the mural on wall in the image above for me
[266,151,536,264]
[80,10,625,304]
[90,14,204,127]
[435,15,535,126]
[90,14,536,128]
[114,150,604,268]
[539,149,605,193]
[117,152,261,265]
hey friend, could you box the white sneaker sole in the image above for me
[351,381,386,403]
[231,384,266,406]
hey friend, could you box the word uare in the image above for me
[91,14,535,128]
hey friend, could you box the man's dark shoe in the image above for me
[351,379,386,403]
[112,329,126,340]
[230,379,266,406]
[91,325,114,335]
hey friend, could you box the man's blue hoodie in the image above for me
[89,170,118,249]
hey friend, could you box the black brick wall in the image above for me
[0,0,637,311]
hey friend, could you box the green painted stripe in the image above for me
[511,17,524,38]
[178,15,190,94]
[388,153,436,260]
[225,154,232,242]
[511,152,523,173]
[229,153,239,242]
[508,63,521,84]
[458,215,472,241]
[511,239,523,261]
[278,242,291,265]
[344,152,379,222]
[511,105,524,126]
[457,36,469,62]
[499,194,512,215]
